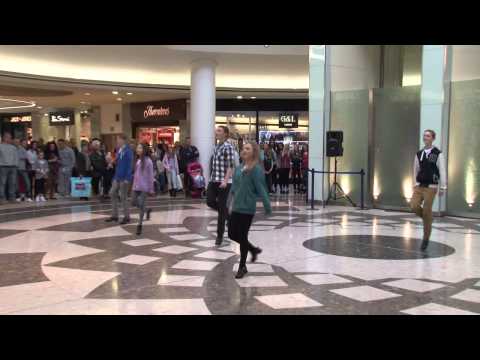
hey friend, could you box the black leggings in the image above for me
[279,168,290,190]
[228,211,255,267]
[292,168,301,189]
[207,182,231,239]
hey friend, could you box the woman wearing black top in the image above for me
[44,141,59,200]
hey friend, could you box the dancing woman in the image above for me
[228,142,272,279]
[132,143,154,235]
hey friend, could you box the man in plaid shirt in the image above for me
[207,126,235,245]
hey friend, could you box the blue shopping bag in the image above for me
[71,177,92,198]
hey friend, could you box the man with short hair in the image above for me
[207,126,235,245]
[411,129,447,251]
[106,134,133,224]
[0,133,19,204]
[57,139,76,197]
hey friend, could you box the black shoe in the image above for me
[105,217,118,223]
[136,224,142,236]
[235,266,248,279]
[146,209,152,221]
[119,218,130,225]
[251,247,262,263]
[421,239,429,251]
[215,237,223,246]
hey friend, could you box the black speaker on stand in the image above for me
[325,131,356,207]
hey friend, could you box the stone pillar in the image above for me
[420,45,452,213]
[190,59,217,182]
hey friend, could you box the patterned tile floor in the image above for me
[1,195,480,315]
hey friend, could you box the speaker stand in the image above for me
[325,157,356,208]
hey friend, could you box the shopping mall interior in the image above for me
[1,45,480,315]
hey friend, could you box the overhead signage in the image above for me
[4,115,32,123]
[279,113,299,128]
[130,100,186,124]
[49,111,75,126]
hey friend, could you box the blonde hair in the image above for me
[243,141,260,171]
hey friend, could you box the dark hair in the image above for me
[45,141,59,158]
[118,134,128,141]
[218,125,230,137]
[137,143,149,170]
[424,129,436,139]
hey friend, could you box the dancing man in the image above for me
[411,129,447,251]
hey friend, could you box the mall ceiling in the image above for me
[0,45,309,90]
[0,45,308,113]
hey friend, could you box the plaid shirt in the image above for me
[210,140,235,183]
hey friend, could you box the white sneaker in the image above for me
[41,196,47,202]
[35,196,40,202]
[16,198,21,202]
[26,198,33,202]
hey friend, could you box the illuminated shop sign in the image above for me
[279,113,299,128]
[144,105,170,118]
[4,115,32,123]
[131,100,186,124]
[49,111,75,126]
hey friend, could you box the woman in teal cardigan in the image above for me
[228,142,272,279]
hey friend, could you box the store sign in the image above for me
[130,100,186,124]
[4,115,32,123]
[49,111,75,126]
[279,113,299,128]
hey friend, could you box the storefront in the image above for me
[130,99,187,147]
[215,99,308,150]
[0,113,33,140]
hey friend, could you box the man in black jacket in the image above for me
[410,129,447,251]
[90,140,107,199]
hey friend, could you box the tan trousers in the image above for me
[410,186,437,240]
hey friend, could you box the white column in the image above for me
[190,59,217,182]
[420,45,452,214]
[309,45,331,201]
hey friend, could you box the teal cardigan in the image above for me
[231,164,272,215]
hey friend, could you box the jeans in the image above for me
[132,191,148,226]
[110,180,130,219]
[58,167,73,196]
[17,169,31,197]
[207,182,231,239]
[228,211,255,267]
[0,166,17,201]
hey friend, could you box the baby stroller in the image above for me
[187,161,206,198]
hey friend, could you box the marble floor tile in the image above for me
[235,275,288,288]
[255,293,322,309]
[475,281,480,287]
[41,242,105,265]
[191,240,231,248]
[249,225,276,231]
[254,220,284,226]
[194,250,236,260]
[158,227,191,234]
[233,263,274,273]
[330,285,401,302]
[152,245,198,255]
[122,239,161,247]
[172,260,220,271]
[10,298,211,315]
[309,218,338,224]
[401,303,478,315]
[295,274,352,286]
[382,279,446,293]
[432,223,465,229]
[157,274,205,287]
[113,255,161,265]
[451,289,480,304]
[268,216,298,221]
[170,234,207,241]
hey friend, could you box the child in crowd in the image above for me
[34,151,49,202]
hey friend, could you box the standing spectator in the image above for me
[44,141,59,200]
[57,139,76,198]
[132,143,154,235]
[291,148,303,194]
[16,139,33,202]
[163,144,180,198]
[0,132,19,204]
[301,147,309,194]
[263,144,274,194]
[103,152,115,199]
[37,138,46,152]
[105,134,133,225]
[75,143,92,201]
[279,146,291,194]
[27,141,39,199]
[207,126,235,246]
[154,149,167,195]
[69,139,80,178]
[273,143,284,193]
[90,140,107,199]
[180,137,199,197]
[33,150,49,202]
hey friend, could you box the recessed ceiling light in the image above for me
[112,91,119,95]
[250,96,257,99]
[37,106,43,109]
[126,92,133,95]
[116,97,123,101]
[236,96,243,100]
[84,92,91,96]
